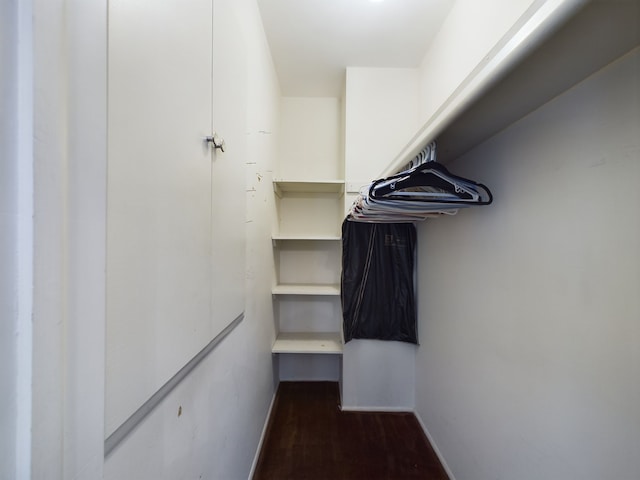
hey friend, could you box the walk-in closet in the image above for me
[4,1,638,479]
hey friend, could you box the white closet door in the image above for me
[106,0,214,436]
[211,0,247,324]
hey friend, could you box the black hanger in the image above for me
[369,162,493,205]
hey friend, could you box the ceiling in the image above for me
[256,0,455,97]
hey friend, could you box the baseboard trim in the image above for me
[414,411,456,480]
[247,390,277,480]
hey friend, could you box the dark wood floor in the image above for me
[253,382,449,480]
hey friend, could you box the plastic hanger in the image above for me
[345,141,492,223]
[369,162,492,205]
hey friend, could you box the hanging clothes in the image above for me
[341,220,418,344]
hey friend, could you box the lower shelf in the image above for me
[272,332,343,354]
[272,284,340,296]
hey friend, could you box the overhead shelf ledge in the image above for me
[382,0,601,175]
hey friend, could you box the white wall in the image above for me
[28,0,108,478]
[344,67,420,190]
[1,1,19,477]
[417,0,538,121]
[4,2,37,478]
[341,68,420,410]
[3,4,36,478]
[104,1,280,478]
[278,97,343,179]
[415,48,640,480]
[278,354,342,382]
[31,2,68,473]
[342,340,417,411]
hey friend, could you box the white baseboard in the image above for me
[247,391,277,480]
[414,411,456,480]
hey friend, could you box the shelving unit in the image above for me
[271,180,344,358]
[271,97,345,380]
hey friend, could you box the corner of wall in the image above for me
[413,411,457,480]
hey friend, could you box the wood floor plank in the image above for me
[253,382,449,480]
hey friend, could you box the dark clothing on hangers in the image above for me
[341,220,418,344]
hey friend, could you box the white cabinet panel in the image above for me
[211,0,246,328]
[106,0,246,437]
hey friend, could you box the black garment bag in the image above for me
[341,220,417,344]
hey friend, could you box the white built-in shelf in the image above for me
[272,332,343,354]
[273,180,345,197]
[272,283,340,296]
[272,233,341,242]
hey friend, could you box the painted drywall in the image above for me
[342,340,417,411]
[342,67,420,410]
[14,2,34,476]
[415,48,640,480]
[28,0,108,478]
[64,1,109,477]
[279,354,342,382]
[7,2,36,477]
[104,1,280,478]
[278,97,343,179]
[344,67,420,186]
[1,1,18,477]
[417,0,539,121]
[343,66,420,215]
[31,1,78,477]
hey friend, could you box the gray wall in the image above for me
[415,48,639,479]
[0,0,18,477]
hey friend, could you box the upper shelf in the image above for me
[273,180,345,197]
[384,0,640,174]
